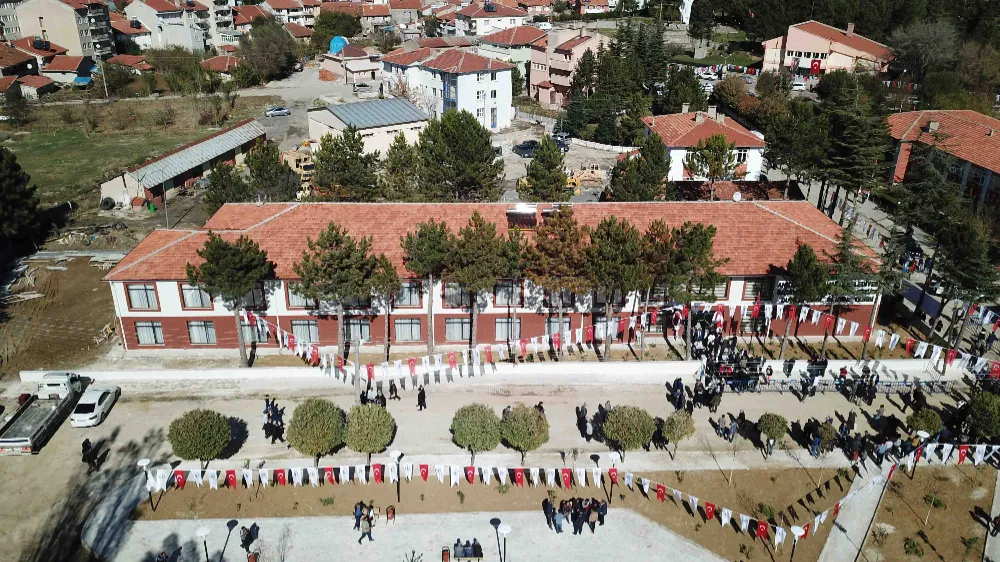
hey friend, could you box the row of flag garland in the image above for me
[147,443,999,547]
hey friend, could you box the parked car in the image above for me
[697,71,716,81]
[702,83,715,94]
[534,22,552,30]
[554,137,570,152]
[513,140,540,158]
[265,106,291,117]
[353,82,373,94]
[70,386,121,428]
[790,82,807,92]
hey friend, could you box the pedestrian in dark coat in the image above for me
[542,498,554,529]
[417,386,427,410]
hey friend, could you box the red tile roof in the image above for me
[518,0,551,6]
[234,5,269,24]
[674,180,786,202]
[220,44,239,53]
[110,17,151,35]
[888,110,1000,175]
[0,43,35,69]
[335,45,370,58]
[144,0,183,12]
[108,54,154,71]
[301,0,320,6]
[389,0,421,10]
[413,36,475,48]
[58,0,105,8]
[264,0,302,11]
[480,25,545,46]
[422,50,513,73]
[643,112,766,148]
[105,201,855,282]
[43,55,86,73]
[554,35,591,52]
[284,22,313,38]
[11,37,69,58]
[319,1,361,16]
[455,2,527,17]
[0,75,17,92]
[200,55,242,72]
[183,0,209,11]
[792,20,891,60]
[363,3,391,16]
[16,74,54,89]
[535,80,551,88]
[381,47,434,66]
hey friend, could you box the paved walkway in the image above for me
[986,471,1000,562]
[817,462,889,562]
[96,508,725,562]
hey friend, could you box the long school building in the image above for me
[103,201,878,351]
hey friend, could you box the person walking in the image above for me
[358,515,374,544]
[81,439,98,474]
[542,498,554,529]
[417,386,427,411]
[992,515,1000,537]
[587,507,599,533]
[388,380,400,400]
[598,500,608,525]
[353,502,364,530]
[553,510,564,533]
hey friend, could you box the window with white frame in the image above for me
[545,317,571,335]
[241,321,269,344]
[495,318,521,340]
[127,284,158,309]
[181,284,212,309]
[494,279,522,307]
[445,318,471,341]
[135,321,163,345]
[287,284,312,307]
[291,319,319,343]
[735,148,748,164]
[395,281,421,307]
[478,72,487,81]
[477,90,485,100]
[394,318,421,341]
[444,283,472,307]
[346,318,370,342]
[476,108,485,119]
[187,321,217,345]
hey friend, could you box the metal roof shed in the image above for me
[325,98,428,130]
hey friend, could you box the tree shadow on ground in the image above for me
[218,416,248,460]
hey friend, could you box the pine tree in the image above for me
[245,141,299,202]
[2,87,30,125]
[639,220,675,359]
[593,105,619,145]
[511,64,525,97]
[293,223,378,361]
[822,216,875,358]
[655,66,707,114]
[684,133,737,201]
[521,136,567,201]
[400,220,455,355]
[416,111,503,201]
[666,223,728,359]
[204,162,254,216]
[0,147,38,247]
[936,214,999,347]
[370,254,400,361]
[380,132,419,201]
[863,222,906,359]
[187,233,274,367]
[780,244,827,358]
[313,127,380,201]
[562,86,589,137]
[585,216,648,358]
[570,48,597,96]
[607,134,669,201]
[448,212,505,351]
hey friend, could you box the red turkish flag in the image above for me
[561,468,572,488]
[863,326,872,342]
[553,332,561,350]
[823,315,833,330]
[757,520,769,539]
[887,463,897,481]
[608,467,618,484]
[226,470,237,490]
[905,338,915,356]
[247,311,256,326]
[751,295,761,318]
[519,338,527,355]
[336,354,344,372]
[408,357,417,375]
[833,501,840,516]
[787,304,796,320]
[617,317,628,335]
[681,304,689,319]
[514,468,524,487]
[310,345,319,366]
[970,303,979,316]
[801,521,810,539]
[276,469,287,486]
[945,348,958,366]
[914,446,924,465]
[324,467,335,485]
[809,58,821,74]
[705,502,716,520]
[485,346,493,363]
[373,464,383,484]
[585,326,594,343]
[448,352,457,369]
[465,466,475,484]
[366,364,374,380]
[991,362,1000,380]
[651,310,658,325]
[288,334,296,349]
[958,445,969,464]
[994,317,1000,332]
[174,470,186,490]
[656,483,666,502]
[419,464,429,481]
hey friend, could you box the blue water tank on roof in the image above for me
[329,36,349,54]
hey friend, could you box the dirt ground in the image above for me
[138,467,850,562]
[864,466,996,562]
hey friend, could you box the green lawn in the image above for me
[712,30,747,43]
[671,52,761,67]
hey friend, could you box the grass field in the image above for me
[672,53,761,67]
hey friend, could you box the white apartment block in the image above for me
[14,0,113,57]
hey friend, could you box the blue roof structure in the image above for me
[326,98,428,130]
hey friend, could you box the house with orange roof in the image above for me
[107,54,153,74]
[529,26,606,109]
[388,0,421,24]
[233,5,268,33]
[477,25,545,76]
[361,3,392,34]
[262,0,313,29]
[102,200,874,351]
[762,21,892,76]
[284,21,313,43]
[200,54,242,79]
[0,42,37,76]
[125,0,209,52]
[887,110,1000,207]
[517,0,551,17]
[15,73,56,98]
[41,54,93,85]
[454,1,527,36]
[574,0,609,15]
[14,0,113,57]
[642,105,767,184]
[10,37,68,69]
[109,12,153,50]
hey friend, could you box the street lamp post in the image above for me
[498,523,511,562]
[390,450,402,504]
[136,458,153,512]
[196,526,210,562]
[490,518,502,562]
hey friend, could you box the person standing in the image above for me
[542,498,554,529]
[587,507,598,533]
[358,515,374,544]
[598,500,608,525]
[353,502,364,530]
[417,386,427,411]
[992,515,1000,537]
[389,380,400,401]
[553,510,564,533]
[81,439,98,474]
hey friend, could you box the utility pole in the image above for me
[353,336,362,403]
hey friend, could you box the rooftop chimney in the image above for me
[707,105,717,119]
[695,112,704,124]
[990,129,995,137]
[681,102,690,114]
[846,23,855,37]
[927,120,939,132]
[715,112,724,124]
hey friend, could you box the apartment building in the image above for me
[261,0,312,28]
[477,25,545,77]
[762,21,892,76]
[454,1,527,36]
[109,12,153,50]
[124,0,208,52]
[15,0,114,58]
[528,27,605,109]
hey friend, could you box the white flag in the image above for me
[672,488,682,501]
[776,304,785,319]
[775,526,787,545]
[875,330,886,348]
[435,464,445,484]
[422,356,431,374]
[481,466,491,486]
[740,513,751,531]
[836,318,846,335]
[242,469,253,488]
[340,466,351,484]
[764,304,773,319]
[814,513,822,531]
[629,316,636,329]
[575,327,583,344]
[387,463,398,484]
[624,471,634,490]
[307,467,319,487]
[727,305,736,319]
[461,349,469,366]
[496,345,507,361]
[321,352,328,370]
[155,469,170,492]
[472,348,481,366]
[355,465,366,484]
[190,468,202,488]
[688,495,698,512]
[207,470,219,490]
[940,444,954,464]
[591,467,601,488]
[930,345,942,363]
[450,465,461,487]
[403,463,413,481]
[640,477,650,494]
[915,341,928,358]
[576,467,586,488]
[530,467,540,487]
[291,467,303,486]
[849,321,858,337]
[394,360,403,378]
[721,507,732,527]
[381,361,389,379]
[497,467,507,486]
[819,509,829,526]
[924,444,938,463]
[975,445,987,465]
[889,333,900,350]
[434,354,443,371]
[799,306,809,323]
[546,468,556,487]
[531,337,539,354]
[811,310,821,325]
[258,468,269,487]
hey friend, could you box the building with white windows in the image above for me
[453,1,526,36]
[762,21,892,76]
[14,0,114,58]
[124,0,209,52]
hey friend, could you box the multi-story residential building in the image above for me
[15,0,114,58]
[383,49,513,131]
[261,0,310,28]
[206,0,240,47]
[476,25,544,77]
[762,21,892,76]
[454,1,526,36]
[103,201,874,352]
[388,0,420,25]
[642,106,766,183]
[887,110,1000,208]
[109,12,153,50]
[125,0,208,52]
[233,4,267,34]
[528,27,605,109]
[361,3,391,34]
[517,0,550,18]
[1,0,23,39]
[573,0,609,14]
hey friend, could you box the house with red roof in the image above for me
[388,0,421,24]
[14,0,113,57]
[109,12,153,51]
[361,3,392,34]
[454,1,527,36]
[262,0,313,29]
[642,105,767,185]
[574,0,609,15]
[284,22,313,42]
[529,27,606,109]
[477,25,545,76]
[233,5,269,33]
[10,37,69,69]
[200,54,242,79]
[517,0,551,17]
[15,73,56,99]
[0,42,36,77]
[762,21,892,76]
[124,0,209,52]
[102,200,873,351]
[107,54,153,74]
[887,110,1000,208]
[41,54,93,85]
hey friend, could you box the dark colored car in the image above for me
[513,140,540,158]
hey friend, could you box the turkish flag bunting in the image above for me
[834,501,841,516]
[617,317,628,335]
[863,326,872,342]
[310,345,319,365]
[651,310,658,324]
[991,362,1000,380]
[585,326,594,343]
[519,339,527,355]
[485,346,493,363]
[366,364,375,380]
[465,466,475,484]
[448,352,457,369]
[419,464,429,481]
[970,304,978,316]
[958,445,969,464]
[994,317,1000,332]
[705,502,716,520]
[656,483,666,502]
[373,464,383,483]
[174,470,186,489]
[288,334,296,349]
[681,304,689,319]
[514,468,525,487]
[756,520,769,539]
[887,463,897,481]
[336,354,344,372]
[226,470,237,490]
[324,467,335,484]
[823,315,833,329]
[905,338,915,356]
[408,357,417,375]
[751,303,760,319]
[608,467,618,484]
[276,469,287,486]
[787,304,796,320]
[802,522,811,539]
[945,348,958,366]
[561,468,572,488]
[914,446,924,465]
[247,311,256,326]
[553,332,561,350]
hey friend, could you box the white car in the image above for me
[790,82,807,92]
[698,71,716,81]
[534,22,552,30]
[70,386,120,428]
[702,83,715,94]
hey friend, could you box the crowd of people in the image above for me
[453,538,483,558]
[542,496,608,535]
[262,396,287,446]
[575,401,611,443]
[353,501,378,544]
